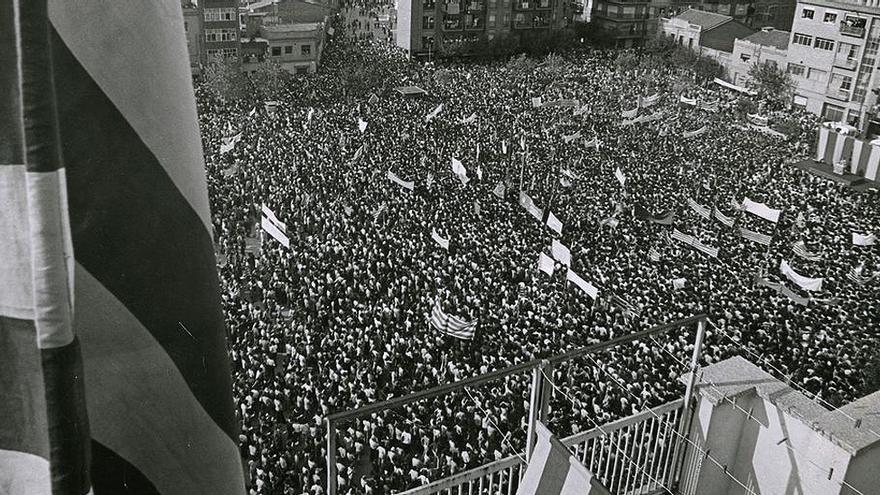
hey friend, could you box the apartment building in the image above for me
[729,27,790,86]
[240,0,331,74]
[659,8,755,66]
[182,2,206,75]
[396,0,573,55]
[203,0,242,64]
[786,0,880,126]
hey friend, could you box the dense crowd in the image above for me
[196,14,880,495]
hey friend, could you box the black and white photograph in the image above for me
[1,0,879,494]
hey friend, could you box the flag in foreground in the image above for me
[0,1,245,493]
[429,299,477,340]
[516,422,610,495]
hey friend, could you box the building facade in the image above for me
[203,0,242,64]
[785,0,880,128]
[240,0,331,74]
[182,2,206,75]
[396,0,573,56]
[658,8,756,60]
[729,27,790,86]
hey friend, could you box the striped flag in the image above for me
[373,203,387,221]
[713,207,735,227]
[261,216,290,248]
[621,106,638,119]
[671,228,693,244]
[680,95,697,106]
[847,263,875,285]
[358,118,368,133]
[687,198,711,220]
[429,299,477,340]
[516,422,609,495]
[563,131,581,144]
[642,93,662,107]
[531,96,543,108]
[672,278,687,290]
[740,227,772,246]
[0,1,245,492]
[792,241,821,261]
[551,239,571,266]
[459,112,477,124]
[649,247,661,262]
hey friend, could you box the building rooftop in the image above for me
[742,28,790,50]
[263,22,322,33]
[674,8,733,30]
[683,356,880,455]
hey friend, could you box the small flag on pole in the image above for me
[425,103,444,122]
[474,200,481,215]
[387,170,415,191]
[425,172,434,188]
[493,181,506,199]
[358,118,367,133]
[672,278,687,291]
[431,228,450,250]
[531,97,543,108]
[614,167,626,186]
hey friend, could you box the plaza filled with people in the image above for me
[196,14,880,494]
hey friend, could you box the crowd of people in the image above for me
[196,13,880,495]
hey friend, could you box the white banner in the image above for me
[547,212,563,235]
[566,269,598,299]
[537,252,555,275]
[425,103,444,122]
[261,216,290,248]
[551,239,570,266]
[742,197,781,223]
[358,118,367,133]
[387,170,414,191]
[431,228,449,250]
[615,167,626,186]
[780,260,824,291]
[852,232,877,246]
[260,204,287,232]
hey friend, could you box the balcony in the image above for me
[828,87,852,101]
[833,56,859,70]
[840,21,866,38]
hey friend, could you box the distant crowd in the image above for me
[196,14,880,495]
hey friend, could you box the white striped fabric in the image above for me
[739,227,772,246]
[713,207,735,227]
[687,198,711,220]
[387,170,415,191]
[780,260,823,291]
[429,299,477,340]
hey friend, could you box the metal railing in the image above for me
[399,399,684,495]
[325,315,707,495]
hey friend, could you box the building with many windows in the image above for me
[240,0,332,74]
[396,0,574,56]
[203,0,242,64]
[594,0,794,48]
[658,8,755,65]
[785,0,880,127]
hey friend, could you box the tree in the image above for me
[747,61,795,111]
[203,60,249,102]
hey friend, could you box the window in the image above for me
[296,66,309,75]
[284,46,293,54]
[824,12,837,23]
[688,38,693,48]
[488,13,496,26]
[204,8,236,22]
[207,47,238,60]
[622,6,635,17]
[837,42,859,62]
[843,15,867,29]
[424,0,435,8]
[423,15,435,28]
[515,12,525,25]
[815,37,835,51]
[831,72,853,90]
[822,102,845,121]
[808,68,827,81]
[271,46,281,56]
[793,95,808,108]
[607,5,618,15]
[539,0,550,8]
[735,3,746,15]
[741,53,751,62]
[184,21,189,32]
[502,12,510,27]
[792,33,813,46]
[787,63,805,76]
[801,8,814,19]
[422,35,434,48]
[205,28,237,42]
[847,108,861,125]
